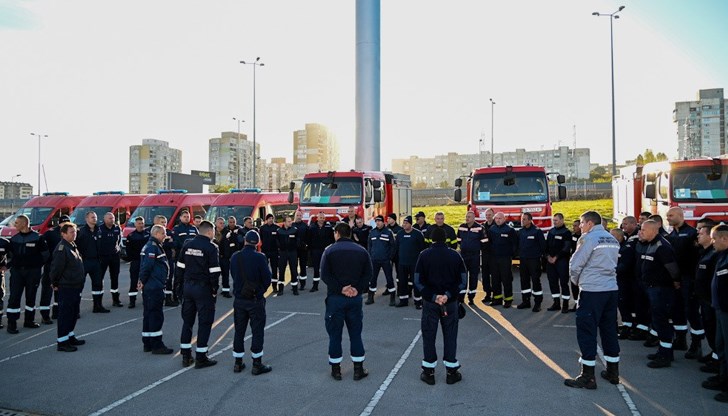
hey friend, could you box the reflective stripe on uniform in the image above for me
[180,343,192,349]
[251,351,264,359]
[196,347,208,353]
[351,355,365,363]
[176,262,186,269]
[521,289,532,294]
[232,351,244,358]
[579,358,596,366]
[659,341,672,349]
[690,328,705,336]
[443,360,460,368]
[604,355,620,363]
[421,360,436,368]
[209,267,221,273]
[329,356,343,364]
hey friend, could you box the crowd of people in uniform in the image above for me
[1,204,728,398]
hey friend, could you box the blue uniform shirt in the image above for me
[368,226,395,261]
[139,238,169,290]
[175,235,221,291]
[230,245,272,300]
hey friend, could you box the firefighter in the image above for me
[277,216,299,295]
[395,216,426,308]
[648,214,670,238]
[487,212,517,308]
[139,225,173,355]
[705,225,728,402]
[480,208,495,304]
[517,212,546,312]
[126,216,150,309]
[424,212,457,249]
[6,215,49,333]
[259,213,280,277]
[193,215,203,228]
[457,211,485,306]
[172,210,197,305]
[342,206,358,228]
[352,216,371,249]
[413,211,430,233]
[638,212,651,226]
[569,219,582,312]
[308,212,335,293]
[241,216,259,234]
[621,216,639,239]
[98,212,123,307]
[366,215,396,306]
[155,215,178,307]
[666,207,701,357]
[50,222,85,352]
[696,223,720,375]
[611,228,637,339]
[546,213,572,313]
[76,211,109,313]
[40,215,68,323]
[176,220,220,369]
[220,216,244,298]
[293,210,310,290]
[230,230,272,374]
[0,236,8,328]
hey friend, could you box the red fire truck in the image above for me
[69,191,148,227]
[613,157,728,226]
[289,170,412,224]
[0,192,86,237]
[206,188,299,227]
[454,165,566,231]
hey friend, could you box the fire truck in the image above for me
[69,191,148,227]
[453,165,566,231]
[0,192,86,237]
[613,157,728,226]
[206,188,299,227]
[289,170,412,224]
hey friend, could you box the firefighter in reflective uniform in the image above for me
[456,211,486,306]
[293,211,310,290]
[40,215,68,323]
[612,229,640,339]
[76,212,109,313]
[705,225,728,402]
[517,213,546,312]
[352,217,372,249]
[98,212,123,307]
[395,216,425,308]
[487,212,517,308]
[545,213,573,313]
[126,216,150,309]
[175,220,221,369]
[570,219,582,312]
[424,212,457,249]
[139,225,173,355]
[155,215,178,306]
[259,214,280,276]
[0,236,9,329]
[276,216,299,295]
[220,216,244,298]
[480,208,495,304]
[308,212,335,293]
[366,215,396,306]
[50,223,85,352]
[172,210,198,303]
[695,223,720,374]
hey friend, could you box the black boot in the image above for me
[0,314,3,329]
[503,298,513,308]
[271,283,279,296]
[233,358,245,373]
[547,299,561,311]
[7,320,19,334]
[600,362,620,385]
[517,294,531,310]
[93,296,110,313]
[562,299,570,314]
[292,284,299,296]
[309,280,319,293]
[389,292,396,307]
[628,327,648,341]
[532,296,543,312]
[57,341,77,352]
[618,326,632,340]
[353,361,368,380]
[299,279,307,291]
[414,299,423,310]
[331,363,342,381]
[51,305,58,320]
[194,353,217,369]
[673,331,688,351]
[564,364,597,389]
[40,309,53,325]
[685,337,703,359]
[252,357,272,375]
[420,367,435,385]
[69,336,86,346]
[164,294,178,307]
[482,293,492,304]
[467,294,475,306]
[647,354,672,368]
[365,292,374,305]
[182,352,195,367]
[152,344,173,355]
[446,367,463,384]
[488,298,503,307]
[702,375,728,391]
[277,283,285,296]
[128,296,136,309]
[112,292,123,307]
[643,333,659,348]
[395,297,409,308]
[24,310,40,328]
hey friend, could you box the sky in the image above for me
[1,0,727,195]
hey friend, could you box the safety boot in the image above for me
[647,355,672,368]
[56,341,77,352]
[547,299,561,311]
[532,296,543,312]
[128,297,136,309]
[233,358,245,373]
[252,357,272,375]
[503,299,513,308]
[309,281,319,293]
[414,300,423,310]
[292,285,299,296]
[564,364,596,389]
[467,293,475,306]
[299,279,307,291]
[673,331,688,351]
[331,363,342,381]
[395,298,409,308]
[353,362,368,380]
[517,294,531,310]
[628,327,648,341]
[618,326,631,340]
[7,320,19,334]
[600,362,619,385]
[643,333,659,348]
[685,337,703,359]
[446,367,462,384]
[702,375,727,391]
[365,292,374,305]
[277,283,285,296]
[112,292,123,307]
[181,352,195,367]
[389,292,396,307]
[194,354,217,369]
[561,299,570,314]
[420,367,435,385]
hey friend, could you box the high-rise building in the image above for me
[128,139,182,194]
[208,131,260,188]
[674,88,727,159]
[259,157,294,191]
[0,181,33,199]
[292,123,339,178]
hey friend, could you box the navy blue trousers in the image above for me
[325,295,365,364]
[233,298,266,359]
[369,259,394,293]
[421,300,459,369]
[180,283,216,357]
[575,290,620,365]
[462,252,480,299]
[56,287,81,343]
[546,258,570,300]
[647,286,675,358]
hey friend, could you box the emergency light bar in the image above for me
[42,192,70,196]
[157,189,188,194]
[230,188,262,193]
[93,191,125,195]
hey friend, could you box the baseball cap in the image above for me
[403,215,413,224]
[374,215,384,222]
[59,215,71,223]
[244,230,260,245]
[415,211,426,219]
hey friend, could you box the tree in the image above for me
[655,152,668,162]
[636,154,645,165]
[412,182,428,189]
[589,166,610,182]
[438,181,449,188]
[643,149,656,164]
[210,184,235,193]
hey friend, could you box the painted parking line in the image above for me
[597,345,641,416]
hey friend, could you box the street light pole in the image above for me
[10,174,20,212]
[232,117,245,188]
[489,98,495,166]
[593,6,625,176]
[30,133,47,196]
[240,57,264,188]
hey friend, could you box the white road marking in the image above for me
[553,325,577,328]
[273,311,321,316]
[597,345,641,416]
[87,312,297,416]
[359,330,422,416]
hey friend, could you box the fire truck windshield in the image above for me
[672,166,728,202]
[300,177,362,206]
[472,172,548,204]
[126,206,176,227]
[9,207,54,227]
[205,206,254,225]
[69,206,113,225]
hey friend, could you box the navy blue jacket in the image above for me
[308,221,335,250]
[395,228,425,266]
[368,226,395,262]
[518,225,546,259]
[277,225,299,251]
[259,223,279,253]
[352,224,371,249]
[616,236,638,281]
[546,225,572,259]
[488,223,517,258]
[161,228,175,257]
[49,239,84,289]
[636,235,680,287]
[413,222,430,234]
[126,229,150,262]
[0,237,9,269]
[293,220,308,249]
[8,230,49,268]
[696,245,718,303]
[424,224,457,249]
[221,225,244,259]
[97,223,121,256]
[230,245,272,300]
[457,222,487,255]
[387,223,403,237]
[320,237,372,296]
[667,223,699,279]
[414,242,467,303]
[712,250,728,311]
[139,238,169,290]
[175,235,221,291]
[76,224,100,260]
[43,226,63,265]
[172,222,198,253]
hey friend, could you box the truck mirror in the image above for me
[287,190,294,204]
[557,174,566,184]
[645,184,656,199]
[373,180,382,189]
[289,181,296,190]
[454,188,462,202]
[454,178,462,187]
[504,177,515,186]
[374,189,383,203]
[558,185,567,201]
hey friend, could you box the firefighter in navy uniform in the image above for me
[367,215,396,306]
[0,236,9,328]
[424,212,457,249]
[415,226,467,385]
[413,211,429,233]
[154,215,178,306]
[308,212,335,293]
[277,216,299,295]
[352,217,372,249]
[457,211,486,306]
[259,213,280,276]
[569,219,582,312]
[126,216,150,309]
[40,215,68,323]
[139,225,173,355]
[220,216,244,298]
[293,211,310,290]
[6,215,49,333]
[545,213,573,313]
[395,216,426,308]
[76,212,109,313]
[612,229,640,339]
[516,213,546,312]
[175,220,221,369]
[488,212,517,308]
[705,224,728,403]
[479,208,495,304]
[666,207,702,357]
[50,222,86,352]
[98,212,123,307]
[695,223,721,374]
[230,230,273,374]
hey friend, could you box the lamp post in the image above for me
[593,5,625,176]
[489,98,495,166]
[10,174,20,212]
[240,57,264,188]
[30,133,47,195]
[232,117,245,188]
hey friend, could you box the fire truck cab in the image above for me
[69,191,148,227]
[206,188,299,227]
[0,192,86,237]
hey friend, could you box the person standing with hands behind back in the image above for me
[50,222,85,352]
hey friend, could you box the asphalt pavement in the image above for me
[0,264,724,416]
